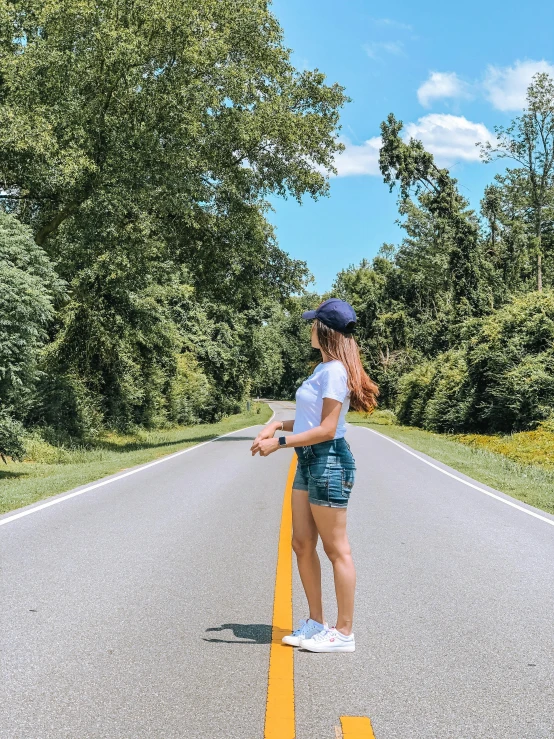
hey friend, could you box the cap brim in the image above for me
[301,310,317,321]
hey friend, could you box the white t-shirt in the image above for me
[294,360,350,439]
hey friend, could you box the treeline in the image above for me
[265,75,554,435]
[0,0,346,458]
[348,73,554,434]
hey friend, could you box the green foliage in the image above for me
[395,293,554,433]
[467,292,554,430]
[0,0,346,442]
[168,354,211,426]
[0,410,26,462]
[0,212,64,454]
[249,294,321,400]
[479,73,554,291]
[31,370,104,443]
[0,212,63,411]
[396,351,473,432]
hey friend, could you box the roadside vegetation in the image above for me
[2,2,554,518]
[0,403,270,515]
[347,411,554,516]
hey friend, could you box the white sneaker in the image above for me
[300,625,355,652]
[281,618,328,647]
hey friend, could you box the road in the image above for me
[1,400,554,739]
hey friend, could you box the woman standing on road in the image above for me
[250,298,378,653]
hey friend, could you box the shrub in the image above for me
[468,291,554,431]
[0,410,25,461]
[0,211,64,419]
[168,353,211,425]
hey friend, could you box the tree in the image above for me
[379,113,489,316]
[479,73,554,291]
[0,212,64,456]
[0,0,347,249]
[0,0,348,433]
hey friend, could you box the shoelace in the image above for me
[311,627,333,642]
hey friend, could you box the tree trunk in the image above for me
[537,228,543,292]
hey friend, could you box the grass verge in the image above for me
[0,403,271,516]
[346,411,554,516]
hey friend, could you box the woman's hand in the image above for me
[250,437,281,457]
[253,424,278,444]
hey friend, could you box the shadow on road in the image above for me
[211,436,257,441]
[203,623,274,644]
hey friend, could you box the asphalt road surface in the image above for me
[2,400,554,739]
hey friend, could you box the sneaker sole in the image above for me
[300,642,355,653]
[281,636,302,647]
[282,632,325,647]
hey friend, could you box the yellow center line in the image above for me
[263,454,377,739]
[340,716,376,738]
[264,455,297,739]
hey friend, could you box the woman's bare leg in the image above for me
[291,488,324,624]
[309,505,355,636]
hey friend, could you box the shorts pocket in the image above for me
[307,460,329,484]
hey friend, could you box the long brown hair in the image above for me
[315,318,379,413]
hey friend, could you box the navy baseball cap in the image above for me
[302,298,357,334]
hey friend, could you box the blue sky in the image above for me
[268,0,554,292]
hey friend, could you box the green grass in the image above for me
[346,411,554,516]
[0,403,271,515]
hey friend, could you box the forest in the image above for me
[259,74,554,437]
[1,0,554,461]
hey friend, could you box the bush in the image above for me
[422,350,474,432]
[31,370,104,443]
[0,211,64,419]
[468,291,554,431]
[396,292,554,433]
[168,353,211,425]
[396,360,436,427]
[0,410,25,461]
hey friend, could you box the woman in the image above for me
[250,298,378,653]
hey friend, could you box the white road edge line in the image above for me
[0,408,276,528]
[358,426,554,528]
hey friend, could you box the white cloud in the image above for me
[404,114,495,166]
[334,115,494,176]
[483,59,554,111]
[334,137,382,177]
[364,41,404,60]
[417,72,473,108]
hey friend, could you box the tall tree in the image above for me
[379,113,489,316]
[0,0,348,432]
[0,0,347,249]
[479,73,554,291]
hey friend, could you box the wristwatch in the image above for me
[278,436,287,447]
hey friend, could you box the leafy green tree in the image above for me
[479,73,554,291]
[1,0,346,246]
[0,212,64,456]
[380,113,490,316]
[0,0,346,434]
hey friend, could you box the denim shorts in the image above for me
[292,438,356,508]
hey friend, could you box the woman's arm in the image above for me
[284,397,341,447]
[269,419,295,433]
[253,419,295,444]
[251,399,342,456]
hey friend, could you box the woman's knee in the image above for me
[323,540,351,563]
[292,535,318,556]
